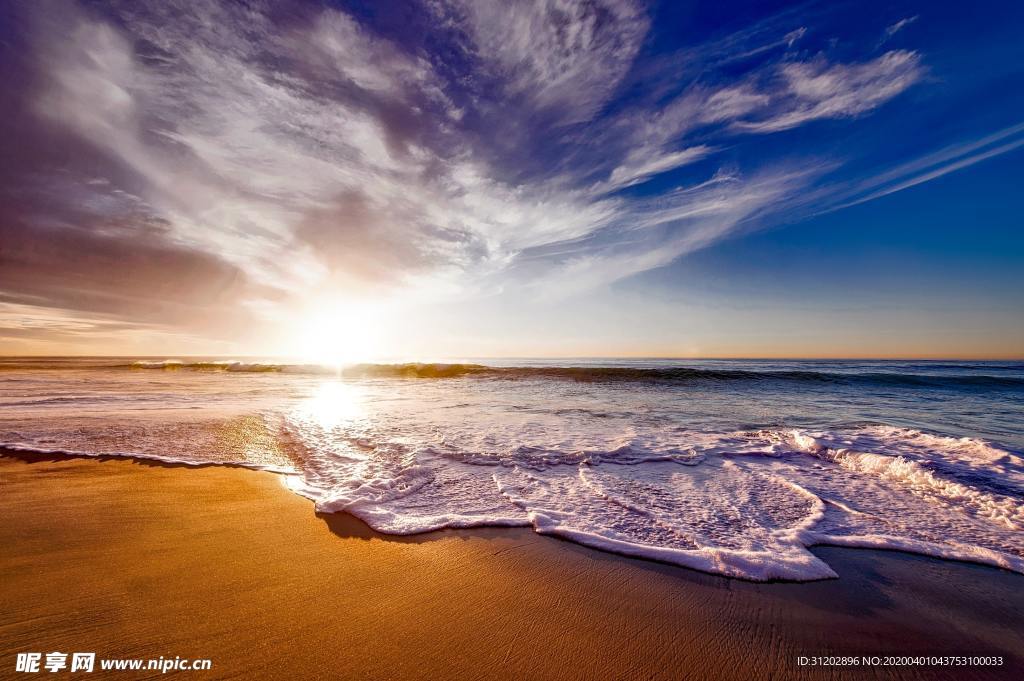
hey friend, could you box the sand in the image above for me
[1,451,1022,680]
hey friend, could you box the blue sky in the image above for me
[0,0,1021,358]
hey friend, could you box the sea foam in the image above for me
[278,418,1023,580]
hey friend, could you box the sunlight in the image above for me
[297,380,366,430]
[291,299,386,367]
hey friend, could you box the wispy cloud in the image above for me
[885,15,918,39]
[435,0,650,125]
[733,50,924,133]
[785,27,808,48]
[0,0,940,348]
[513,166,823,297]
[603,146,715,191]
[591,49,921,192]
[824,122,1024,210]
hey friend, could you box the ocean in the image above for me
[2,357,1021,581]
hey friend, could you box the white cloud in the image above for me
[19,0,931,341]
[604,146,714,190]
[437,0,649,124]
[304,10,434,97]
[885,15,918,39]
[522,168,817,296]
[734,50,923,133]
[785,27,807,47]
[590,49,919,197]
[823,122,1024,210]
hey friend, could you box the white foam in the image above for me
[0,441,295,474]
[277,409,1024,580]
[492,461,836,580]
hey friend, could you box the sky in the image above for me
[0,0,1022,360]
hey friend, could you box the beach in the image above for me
[2,450,1021,680]
[3,0,1022,677]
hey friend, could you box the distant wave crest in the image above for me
[3,359,1023,388]
[128,360,289,373]
[343,363,1024,388]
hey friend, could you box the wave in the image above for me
[127,360,294,373]
[785,431,1023,529]
[0,442,295,474]
[127,362,1024,388]
[4,359,1022,388]
[276,415,1024,580]
[0,358,327,373]
[338,363,1024,388]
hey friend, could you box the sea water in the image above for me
[1,357,1021,581]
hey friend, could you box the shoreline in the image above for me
[4,445,1021,583]
[2,452,1022,679]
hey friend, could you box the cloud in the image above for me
[823,122,1024,210]
[590,50,920,194]
[784,27,807,48]
[302,10,436,98]
[604,146,714,190]
[437,0,650,124]
[0,210,255,331]
[884,15,918,40]
[516,167,818,297]
[734,50,924,132]
[0,0,935,349]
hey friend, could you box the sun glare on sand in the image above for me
[291,300,387,368]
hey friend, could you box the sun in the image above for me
[291,300,384,367]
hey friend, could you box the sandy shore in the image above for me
[1,451,1022,680]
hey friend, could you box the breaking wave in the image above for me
[4,358,1022,389]
[341,363,1024,388]
[276,419,1024,581]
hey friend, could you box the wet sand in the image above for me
[1,451,1021,680]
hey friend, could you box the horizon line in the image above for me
[2,354,1022,362]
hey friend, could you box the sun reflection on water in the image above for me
[297,380,366,429]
